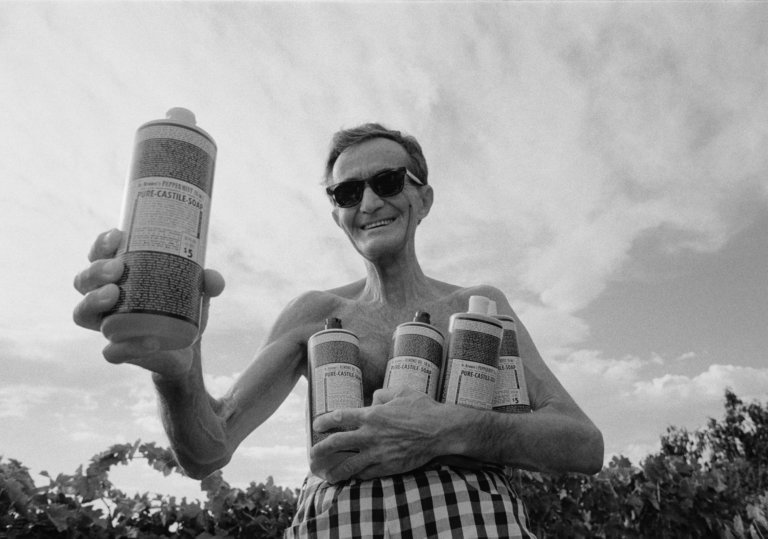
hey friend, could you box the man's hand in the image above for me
[73,229,225,378]
[310,387,450,484]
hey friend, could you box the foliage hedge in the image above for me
[2,389,767,538]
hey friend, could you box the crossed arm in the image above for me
[310,289,604,483]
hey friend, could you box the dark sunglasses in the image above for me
[326,167,424,208]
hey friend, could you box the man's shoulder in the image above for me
[443,283,507,304]
[323,279,366,299]
[283,289,342,316]
[280,281,363,320]
[419,281,511,318]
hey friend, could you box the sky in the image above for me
[1,1,767,501]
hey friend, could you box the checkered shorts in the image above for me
[285,464,535,538]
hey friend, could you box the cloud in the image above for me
[0,384,57,419]
[552,351,768,464]
[3,2,767,492]
[7,3,765,345]
[634,364,768,403]
[108,458,205,501]
[235,443,308,489]
[202,372,240,399]
[416,5,768,323]
[239,444,305,461]
[513,302,592,358]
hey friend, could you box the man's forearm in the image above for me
[444,405,604,474]
[153,363,232,479]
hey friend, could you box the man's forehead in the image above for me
[333,138,410,181]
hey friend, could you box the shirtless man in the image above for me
[73,123,603,537]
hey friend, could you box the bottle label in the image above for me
[122,177,211,265]
[447,317,501,367]
[384,356,441,397]
[312,363,363,416]
[132,125,216,194]
[493,355,530,408]
[391,325,443,367]
[442,359,497,409]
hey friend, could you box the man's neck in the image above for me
[359,254,434,310]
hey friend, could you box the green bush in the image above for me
[0,441,297,538]
[517,389,768,538]
[2,390,766,537]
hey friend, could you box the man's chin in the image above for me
[353,237,403,260]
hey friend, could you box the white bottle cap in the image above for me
[468,295,490,314]
[166,107,197,126]
[487,300,498,316]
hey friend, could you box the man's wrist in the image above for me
[435,403,473,457]
[436,404,519,465]
[152,369,194,394]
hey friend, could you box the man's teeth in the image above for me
[363,219,395,230]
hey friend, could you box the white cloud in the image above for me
[552,351,768,465]
[514,302,592,358]
[202,372,240,399]
[239,444,305,461]
[233,442,309,489]
[6,3,765,341]
[0,385,57,418]
[2,2,767,492]
[69,430,106,443]
[108,458,205,501]
[418,5,768,321]
[675,351,697,362]
[635,364,768,403]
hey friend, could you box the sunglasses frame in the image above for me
[326,167,424,208]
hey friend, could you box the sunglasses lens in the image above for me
[370,169,405,197]
[327,168,408,207]
[331,182,363,208]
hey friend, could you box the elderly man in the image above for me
[74,123,603,537]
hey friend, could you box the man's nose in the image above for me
[359,184,384,212]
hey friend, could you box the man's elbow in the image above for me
[175,450,232,480]
[580,425,604,475]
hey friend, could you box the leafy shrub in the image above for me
[2,390,766,537]
[518,389,768,538]
[0,441,297,538]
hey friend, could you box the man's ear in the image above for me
[417,185,434,223]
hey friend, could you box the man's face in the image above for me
[329,137,432,261]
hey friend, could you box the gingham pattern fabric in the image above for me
[285,464,536,538]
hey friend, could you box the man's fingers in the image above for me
[203,269,225,297]
[87,229,122,263]
[199,269,225,334]
[72,284,120,330]
[372,386,426,406]
[325,452,370,484]
[353,463,387,482]
[73,258,124,295]
[371,387,398,405]
[102,342,194,378]
[102,338,161,364]
[313,408,365,434]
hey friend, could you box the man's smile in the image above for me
[361,218,396,231]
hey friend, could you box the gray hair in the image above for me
[324,123,428,185]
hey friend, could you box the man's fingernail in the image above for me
[105,228,120,243]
